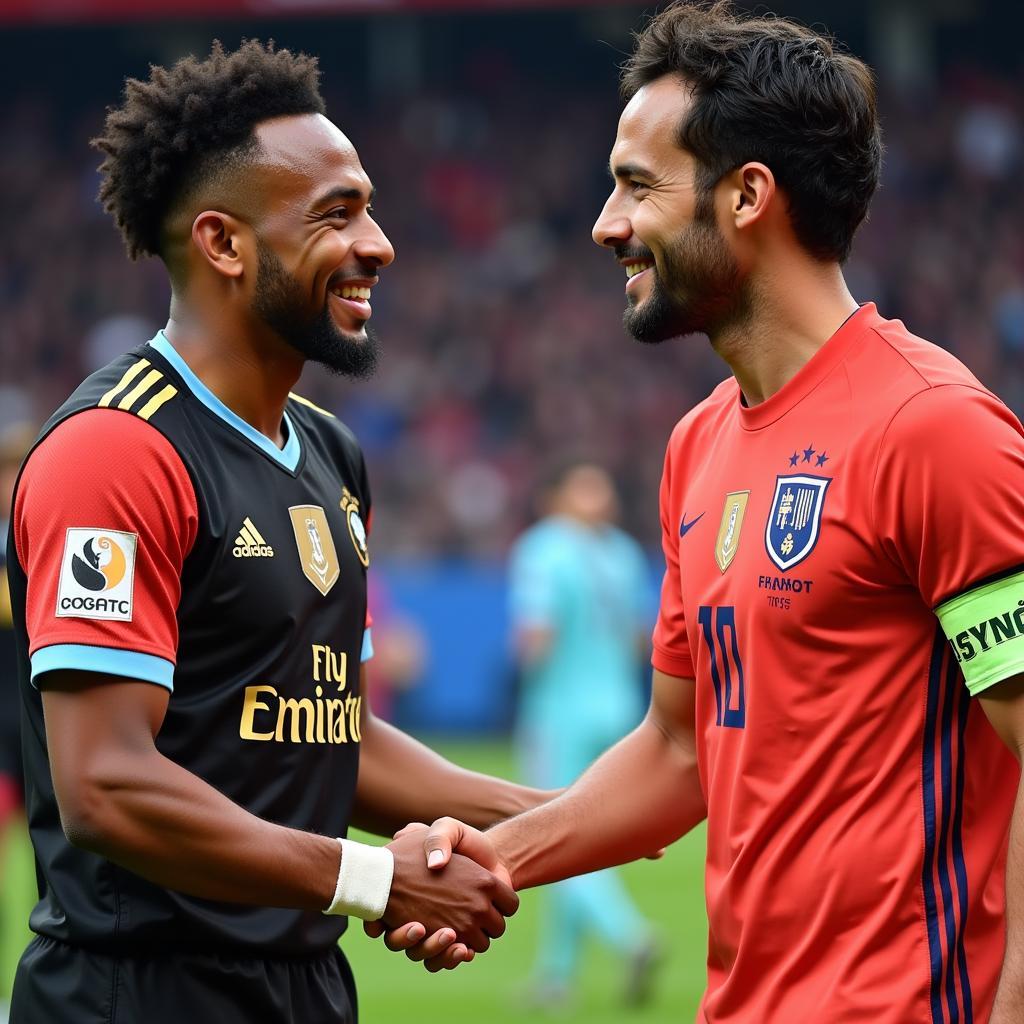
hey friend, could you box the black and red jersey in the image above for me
[6,332,374,956]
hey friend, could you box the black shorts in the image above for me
[11,935,357,1024]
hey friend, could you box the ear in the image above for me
[190,211,251,280]
[729,162,775,231]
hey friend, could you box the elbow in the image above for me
[55,769,128,856]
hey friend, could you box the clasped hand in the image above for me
[365,818,512,972]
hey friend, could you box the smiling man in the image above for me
[3,41,542,1023]
[398,3,1024,1021]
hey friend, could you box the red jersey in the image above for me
[652,304,1024,1023]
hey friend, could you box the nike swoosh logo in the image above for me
[679,512,705,537]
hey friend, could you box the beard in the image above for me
[623,188,745,345]
[252,237,379,379]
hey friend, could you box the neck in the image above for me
[709,260,858,407]
[163,298,304,448]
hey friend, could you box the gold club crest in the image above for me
[289,505,340,596]
[340,487,370,569]
[715,491,750,572]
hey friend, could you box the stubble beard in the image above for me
[252,237,379,380]
[623,189,746,345]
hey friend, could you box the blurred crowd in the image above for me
[2,49,1022,557]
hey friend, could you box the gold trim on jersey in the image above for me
[117,369,164,411]
[98,358,151,407]
[137,384,178,421]
[97,358,178,421]
[288,392,335,418]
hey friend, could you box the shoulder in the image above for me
[849,306,989,411]
[59,347,183,426]
[287,392,364,460]
[881,382,1022,452]
[22,408,192,496]
[665,377,736,456]
[512,520,572,564]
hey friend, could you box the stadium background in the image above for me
[0,0,1021,1019]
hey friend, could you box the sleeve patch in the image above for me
[56,528,138,622]
[936,570,1024,695]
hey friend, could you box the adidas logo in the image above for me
[232,517,274,558]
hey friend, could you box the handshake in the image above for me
[365,817,517,973]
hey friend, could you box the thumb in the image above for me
[427,818,503,875]
[424,817,462,870]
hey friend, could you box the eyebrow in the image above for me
[313,184,376,207]
[609,162,655,182]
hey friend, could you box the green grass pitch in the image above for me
[0,738,708,1022]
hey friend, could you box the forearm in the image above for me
[353,713,552,836]
[64,745,339,910]
[991,774,1024,1021]
[489,710,706,890]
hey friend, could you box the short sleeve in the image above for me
[873,386,1024,694]
[13,410,198,690]
[651,433,695,679]
[508,532,561,630]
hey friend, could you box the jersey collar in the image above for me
[148,332,302,472]
[737,303,882,431]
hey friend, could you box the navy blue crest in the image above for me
[764,474,831,572]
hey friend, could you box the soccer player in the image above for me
[508,461,659,1005]
[389,4,1024,1020]
[5,42,543,1022]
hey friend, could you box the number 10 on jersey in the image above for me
[697,605,746,729]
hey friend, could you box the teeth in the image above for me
[335,286,372,300]
[625,262,654,279]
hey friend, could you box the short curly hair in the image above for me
[622,1,882,263]
[93,39,326,261]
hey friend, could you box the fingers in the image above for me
[403,927,457,962]
[392,822,429,841]
[383,922,428,952]
[483,906,507,941]
[490,878,520,917]
[424,944,474,973]
[363,920,385,939]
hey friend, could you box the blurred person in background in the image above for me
[391,3,1024,1022]
[509,460,660,1008]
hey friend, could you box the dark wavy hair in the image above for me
[93,39,326,260]
[622,1,882,263]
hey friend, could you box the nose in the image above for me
[354,218,395,269]
[592,194,631,250]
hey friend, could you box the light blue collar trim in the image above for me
[148,332,301,472]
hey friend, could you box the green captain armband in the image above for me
[936,570,1024,695]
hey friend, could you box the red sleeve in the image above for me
[651,427,696,679]
[14,409,198,684]
[872,385,1024,607]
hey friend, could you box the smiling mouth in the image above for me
[625,261,654,280]
[328,283,374,323]
[331,285,372,301]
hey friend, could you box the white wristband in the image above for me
[322,838,395,921]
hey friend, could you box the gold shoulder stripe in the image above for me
[288,392,335,418]
[137,384,178,421]
[98,358,151,408]
[118,369,164,412]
